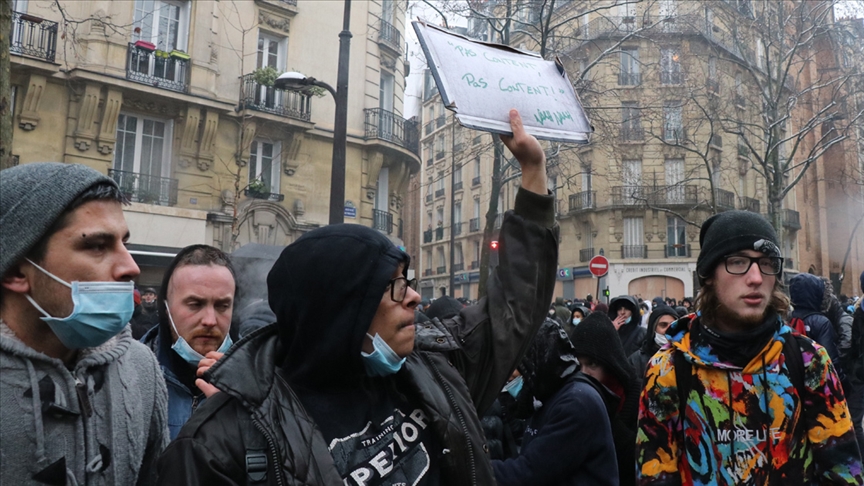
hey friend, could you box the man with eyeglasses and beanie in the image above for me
[157,109,558,485]
[0,163,168,485]
[636,210,863,485]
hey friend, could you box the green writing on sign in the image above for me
[498,78,557,98]
[482,52,538,70]
[447,41,477,58]
[462,73,488,88]
[534,109,573,126]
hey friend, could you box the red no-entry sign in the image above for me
[588,255,609,277]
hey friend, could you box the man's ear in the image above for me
[1,262,33,295]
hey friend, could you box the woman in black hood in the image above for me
[608,295,645,356]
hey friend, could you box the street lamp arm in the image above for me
[306,78,337,98]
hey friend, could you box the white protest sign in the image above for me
[413,20,592,144]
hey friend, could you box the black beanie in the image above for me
[696,210,781,284]
[569,312,634,386]
[426,296,463,320]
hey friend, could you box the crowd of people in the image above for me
[1,109,862,485]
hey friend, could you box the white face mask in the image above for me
[654,332,669,347]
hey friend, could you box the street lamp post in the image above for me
[274,0,352,225]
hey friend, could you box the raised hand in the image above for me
[499,109,547,195]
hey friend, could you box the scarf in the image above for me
[692,314,780,368]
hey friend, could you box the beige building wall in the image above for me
[9,0,420,281]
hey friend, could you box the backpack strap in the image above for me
[673,350,692,452]
[239,416,270,484]
[782,334,807,443]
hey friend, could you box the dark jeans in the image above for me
[848,376,864,458]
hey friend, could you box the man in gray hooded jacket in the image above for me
[0,163,169,485]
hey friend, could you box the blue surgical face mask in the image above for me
[165,302,233,366]
[361,333,406,376]
[24,259,134,349]
[502,375,523,398]
[572,317,581,325]
[625,316,632,325]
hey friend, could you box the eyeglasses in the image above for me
[387,277,418,303]
[723,255,784,276]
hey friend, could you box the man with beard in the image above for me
[156,110,558,485]
[131,287,160,339]
[636,210,863,485]
[141,245,236,439]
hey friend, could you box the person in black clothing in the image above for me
[608,295,645,356]
[571,312,641,486]
[492,319,618,486]
[628,304,678,386]
[156,110,559,485]
[130,287,160,339]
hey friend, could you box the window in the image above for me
[113,113,174,205]
[435,136,445,159]
[623,217,644,258]
[114,113,172,178]
[382,0,395,23]
[454,163,462,186]
[663,101,683,142]
[659,0,678,32]
[708,56,717,79]
[664,158,684,203]
[756,38,765,70]
[248,140,281,197]
[621,102,642,141]
[376,167,389,210]
[423,142,432,163]
[436,207,444,226]
[474,240,481,262]
[133,0,189,52]
[619,48,640,85]
[454,201,462,225]
[437,247,446,269]
[667,217,687,256]
[622,159,642,204]
[618,2,636,30]
[660,48,682,85]
[379,71,395,112]
[255,32,287,108]
[425,250,432,272]
[582,168,592,193]
[436,172,445,192]
[455,244,463,266]
[474,156,481,178]
[474,198,481,218]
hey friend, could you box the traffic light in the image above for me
[490,240,499,250]
[603,288,610,297]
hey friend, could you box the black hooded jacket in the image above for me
[156,188,559,485]
[627,305,680,385]
[608,295,645,356]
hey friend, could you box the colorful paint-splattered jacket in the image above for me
[636,314,863,485]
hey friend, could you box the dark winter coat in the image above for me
[156,188,559,485]
[609,296,645,356]
[789,274,844,381]
[492,374,618,486]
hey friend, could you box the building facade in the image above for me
[9,0,420,287]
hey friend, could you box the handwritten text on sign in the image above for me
[414,21,591,143]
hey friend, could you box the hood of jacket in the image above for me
[513,318,579,417]
[640,304,679,354]
[266,223,409,388]
[608,295,639,321]
[789,273,824,314]
[666,314,789,373]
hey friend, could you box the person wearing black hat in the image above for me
[424,295,463,321]
[571,312,641,486]
[628,304,678,387]
[131,286,161,339]
[636,210,862,485]
[493,319,618,486]
[608,295,646,356]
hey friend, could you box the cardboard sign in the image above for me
[413,20,592,144]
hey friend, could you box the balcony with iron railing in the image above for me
[665,244,692,258]
[710,133,723,148]
[622,245,647,259]
[579,248,595,262]
[472,176,481,186]
[739,196,760,213]
[660,71,683,85]
[109,169,178,207]
[713,188,736,210]
[424,121,434,135]
[470,260,480,269]
[423,268,433,277]
[243,188,285,202]
[620,127,644,142]
[453,262,464,272]
[612,186,646,205]
[652,185,698,206]
[378,19,403,54]
[469,218,480,232]
[126,43,190,93]
[453,222,463,236]
[435,188,445,198]
[425,194,432,203]
[706,78,720,93]
[569,191,596,212]
[364,108,420,157]
[435,226,444,240]
[11,11,58,62]
[454,181,463,191]
[373,209,393,234]
[782,209,801,230]
[241,73,312,121]
[436,266,447,275]
[423,229,433,243]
